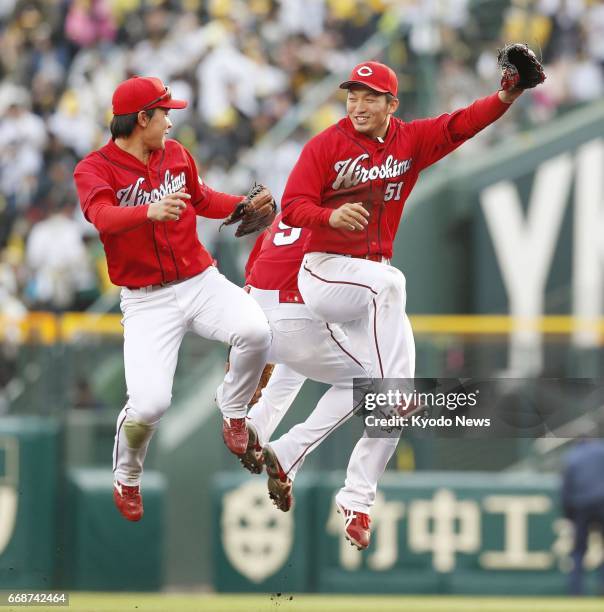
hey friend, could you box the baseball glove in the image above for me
[249,363,275,407]
[497,43,546,91]
[221,183,277,237]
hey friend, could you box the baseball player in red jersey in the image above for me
[73,76,274,522]
[240,213,406,549]
[279,60,536,539]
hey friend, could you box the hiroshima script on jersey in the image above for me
[332,154,412,190]
[116,170,188,207]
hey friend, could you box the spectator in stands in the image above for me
[64,0,116,49]
[0,86,47,244]
[561,438,604,595]
[24,193,97,312]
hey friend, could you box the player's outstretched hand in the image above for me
[147,191,191,221]
[497,43,545,99]
[329,202,369,231]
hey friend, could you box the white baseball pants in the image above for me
[247,364,306,448]
[246,285,415,512]
[297,253,416,511]
[113,266,271,486]
[247,288,368,481]
[298,252,415,379]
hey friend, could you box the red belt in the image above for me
[127,277,189,291]
[352,254,387,263]
[244,285,304,304]
[279,289,304,304]
[327,252,388,263]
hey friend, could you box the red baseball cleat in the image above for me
[223,417,249,455]
[336,503,371,550]
[113,480,143,522]
[262,445,293,512]
[238,422,264,474]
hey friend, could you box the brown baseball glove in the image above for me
[497,43,546,91]
[221,183,277,237]
[249,363,275,407]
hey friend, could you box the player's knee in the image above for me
[377,268,406,299]
[122,414,156,448]
[127,388,172,424]
[233,318,272,352]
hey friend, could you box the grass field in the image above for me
[12,593,604,612]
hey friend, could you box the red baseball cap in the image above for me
[339,61,398,96]
[112,76,187,115]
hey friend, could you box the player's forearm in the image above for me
[86,200,150,234]
[194,188,242,219]
[447,92,512,143]
[281,200,332,229]
[498,88,523,104]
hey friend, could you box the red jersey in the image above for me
[281,93,510,258]
[74,138,241,287]
[245,212,308,292]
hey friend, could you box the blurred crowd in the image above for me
[0,0,602,316]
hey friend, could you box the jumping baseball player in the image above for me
[241,212,370,485]
[277,51,544,540]
[235,213,413,549]
[282,54,543,378]
[73,76,276,522]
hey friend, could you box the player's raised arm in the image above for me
[408,93,511,171]
[410,43,546,171]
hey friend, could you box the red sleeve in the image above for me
[74,165,150,234]
[195,184,243,219]
[87,199,149,234]
[183,148,242,219]
[281,139,333,229]
[245,230,268,283]
[410,92,511,170]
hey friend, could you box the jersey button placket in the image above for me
[375,150,388,256]
[147,168,170,283]
[367,151,383,255]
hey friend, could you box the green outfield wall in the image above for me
[212,471,603,595]
[0,418,165,591]
[0,418,60,589]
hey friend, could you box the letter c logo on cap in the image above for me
[357,66,373,77]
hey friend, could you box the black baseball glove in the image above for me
[497,43,546,91]
[220,183,277,237]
